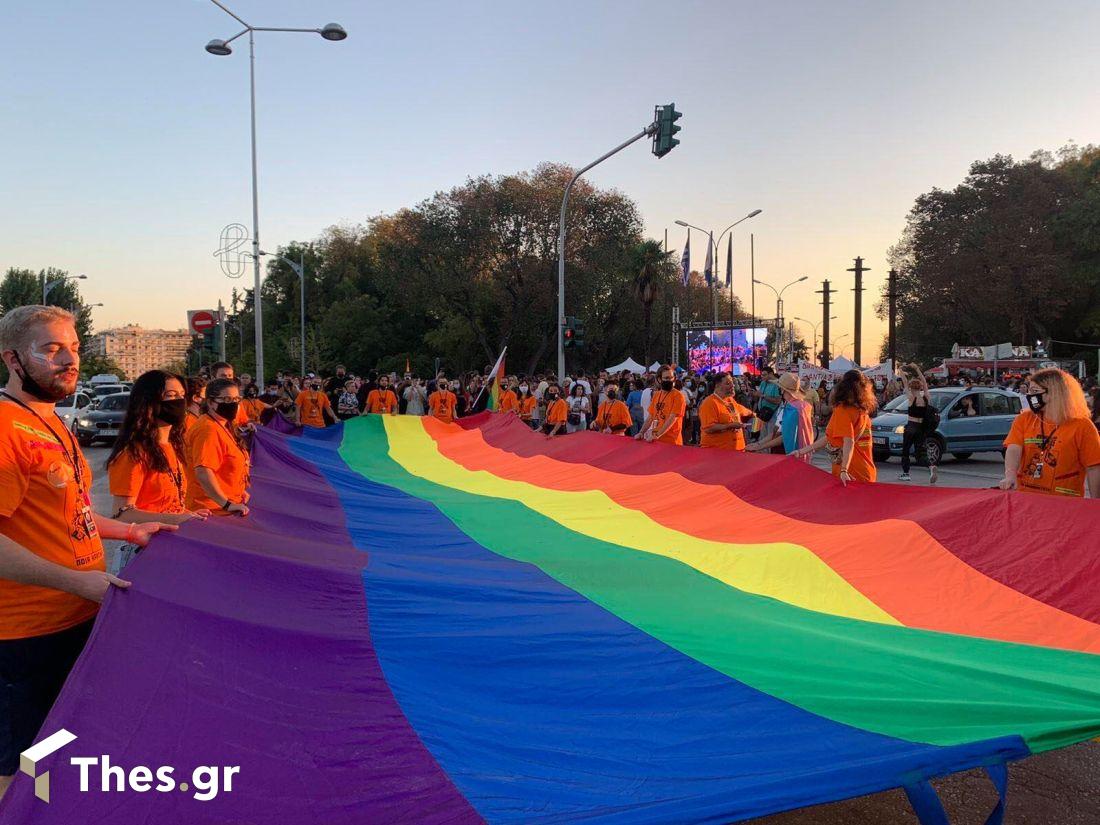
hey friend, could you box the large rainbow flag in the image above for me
[5,413,1100,823]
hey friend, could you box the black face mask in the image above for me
[157,399,187,426]
[1026,392,1046,414]
[661,379,674,392]
[13,352,69,403]
[606,391,616,400]
[215,401,240,422]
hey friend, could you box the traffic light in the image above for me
[573,317,586,349]
[201,327,218,355]
[651,103,682,158]
[563,316,577,348]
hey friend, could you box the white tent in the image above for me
[604,357,646,375]
[829,356,858,373]
[649,361,661,372]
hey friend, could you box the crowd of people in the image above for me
[2,304,1100,801]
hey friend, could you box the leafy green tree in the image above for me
[879,145,1100,370]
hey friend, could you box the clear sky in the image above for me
[4,0,1099,363]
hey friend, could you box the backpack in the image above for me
[922,403,940,431]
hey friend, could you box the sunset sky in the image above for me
[4,0,1099,363]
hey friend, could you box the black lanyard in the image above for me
[0,391,87,498]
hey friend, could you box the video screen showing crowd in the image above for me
[1,303,1099,801]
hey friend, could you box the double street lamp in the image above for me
[753,276,807,366]
[795,315,836,365]
[204,0,346,384]
[43,273,86,304]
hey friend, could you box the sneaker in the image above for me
[898,472,911,481]
[929,466,938,485]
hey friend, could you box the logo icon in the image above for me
[20,729,77,803]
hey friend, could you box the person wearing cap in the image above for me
[698,373,753,450]
[748,373,815,459]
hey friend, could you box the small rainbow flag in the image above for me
[484,347,506,412]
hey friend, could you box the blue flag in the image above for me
[725,234,733,287]
[704,232,714,286]
[680,231,690,286]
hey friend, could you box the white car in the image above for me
[56,390,94,430]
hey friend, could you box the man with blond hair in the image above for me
[0,305,177,800]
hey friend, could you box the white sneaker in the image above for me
[929,466,938,485]
[898,472,911,481]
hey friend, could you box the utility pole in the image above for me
[671,304,680,365]
[887,268,898,374]
[217,299,227,361]
[816,279,836,367]
[847,257,869,365]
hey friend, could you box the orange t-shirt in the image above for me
[648,389,687,445]
[595,399,632,434]
[240,397,267,424]
[519,396,538,421]
[429,390,457,423]
[296,390,331,428]
[826,404,877,483]
[366,388,399,415]
[699,394,752,450]
[0,399,104,640]
[545,398,569,426]
[108,442,188,514]
[184,414,250,510]
[498,390,519,414]
[1005,411,1100,497]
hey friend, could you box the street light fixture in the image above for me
[258,250,307,377]
[753,276,808,366]
[204,0,346,385]
[795,315,836,364]
[675,210,763,368]
[43,273,87,304]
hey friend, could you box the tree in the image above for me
[0,267,94,344]
[79,353,126,381]
[878,145,1100,369]
[629,240,675,365]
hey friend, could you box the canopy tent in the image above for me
[829,356,858,372]
[603,357,646,375]
[650,361,662,372]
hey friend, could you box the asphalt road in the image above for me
[83,444,1097,823]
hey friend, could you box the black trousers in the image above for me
[901,422,934,472]
[0,620,94,775]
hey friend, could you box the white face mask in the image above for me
[519,385,528,393]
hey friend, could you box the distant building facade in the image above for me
[87,325,191,380]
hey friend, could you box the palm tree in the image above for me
[630,240,673,365]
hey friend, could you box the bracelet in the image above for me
[221,499,233,511]
[125,522,136,542]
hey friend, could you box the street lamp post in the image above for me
[42,273,87,304]
[258,250,306,377]
[674,210,762,368]
[794,315,836,365]
[557,123,662,382]
[204,0,346,385]
[753,276,808,367]
[831,334,850,363]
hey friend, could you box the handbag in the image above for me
[568,412,581,426]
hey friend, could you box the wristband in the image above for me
[221,499,234,511]
[125,522,136,542]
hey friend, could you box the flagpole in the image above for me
[727,234,734,369]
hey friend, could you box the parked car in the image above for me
[871,387,1023,465]
[91,383,126,398]
[55,390,94,431]
[72,392,129,446]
